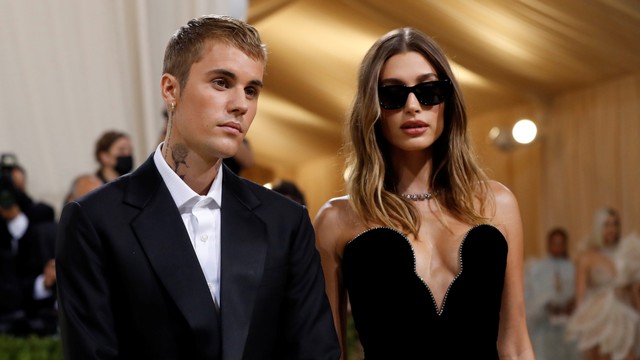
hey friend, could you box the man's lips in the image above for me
[221,121,242,133]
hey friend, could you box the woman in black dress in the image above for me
[314,27,534,359]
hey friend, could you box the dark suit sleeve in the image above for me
[56,202,119,360]
[19,222,57,315]
[277,207,340,359]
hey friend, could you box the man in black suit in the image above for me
[0,159,58,336]
[56,14,339,360]
[0,204,58,336]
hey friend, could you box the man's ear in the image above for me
[160,74,180,107]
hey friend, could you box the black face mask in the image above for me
[115,155,133,175]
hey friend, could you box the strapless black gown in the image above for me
[342,224,508,359]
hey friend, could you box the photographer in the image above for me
[0,154,58,336]
[1,155,54,224]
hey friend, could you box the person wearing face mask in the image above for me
[94,130,134,183]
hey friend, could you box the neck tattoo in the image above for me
[400,193,433,201]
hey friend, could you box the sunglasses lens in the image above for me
[378,80,451,110]
[415,81,450,106]
[378,86,409,110]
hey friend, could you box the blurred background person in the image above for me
[524,227,580,360]
[63,174,103,205]
[567,207,639,360]
[272,179,307,206]
[29,173,103,336]
[94,130,134,183]
[0,154,58,336]
[222,138,254,175]
[0,192,27,335]
[18,221,58,337]
[1,154,54,224]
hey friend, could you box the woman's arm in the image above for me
[489,182,535,360]
[314,198,350,360]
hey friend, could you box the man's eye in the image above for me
[212,79,228,88]
[245,87,260,98]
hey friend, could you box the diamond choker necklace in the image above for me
[400,193,433,201]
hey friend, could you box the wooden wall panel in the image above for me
[544,72,640,254]
[469,103,543,259]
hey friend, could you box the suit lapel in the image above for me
[219,167,266,360]
[126,155,221,358]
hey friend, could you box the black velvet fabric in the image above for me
[342,224,508,359]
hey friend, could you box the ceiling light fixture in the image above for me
[512,119,537,144]
[488,118,538,152]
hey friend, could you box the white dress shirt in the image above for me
[7,211,28,254]
[153,144,222,307]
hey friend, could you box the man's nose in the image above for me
[229,88,249,116]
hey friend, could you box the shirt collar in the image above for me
[7,211,28,240]
[153,143,223,210]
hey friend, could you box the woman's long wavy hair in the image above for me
[345,27,492,237]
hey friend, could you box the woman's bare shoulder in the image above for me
[478,180,519,219]
[488,180,517,204]
[314,196,367,251]
[479,180,522,241]
[315,195,351,223]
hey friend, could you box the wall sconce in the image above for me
[488,119,538,152]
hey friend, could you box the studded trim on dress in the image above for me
[347,224,487,317]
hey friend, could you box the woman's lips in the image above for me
[401,120,428,135]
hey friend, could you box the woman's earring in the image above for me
[171,102,175,112]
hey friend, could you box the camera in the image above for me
[0,153,19,209]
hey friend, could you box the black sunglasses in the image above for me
[378,79,452,110]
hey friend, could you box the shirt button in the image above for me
[200,234,208,242]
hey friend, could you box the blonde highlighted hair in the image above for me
[586,207,620,249]
[345,28,491,237]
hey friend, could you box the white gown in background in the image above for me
[566,232,640,360]
[525,256,581,360]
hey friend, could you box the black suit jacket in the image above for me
[1,219,56,317]
[56,155,339,360]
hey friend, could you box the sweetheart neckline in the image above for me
[346,224,501,316]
